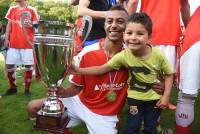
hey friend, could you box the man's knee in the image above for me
[176,91,196,127]
[27,99,45,118]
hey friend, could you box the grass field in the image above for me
[0,55,200,134]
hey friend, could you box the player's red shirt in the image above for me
[177,7,200,81]
[70,41,128,115]
[140,0,181,46]
[5,5,38,49]
[180,7,200,56]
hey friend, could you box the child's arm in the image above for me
[73,63,113,75]
[156,74,173,109]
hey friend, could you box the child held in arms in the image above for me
[73,12,174,134]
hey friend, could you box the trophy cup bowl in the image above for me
[20,11,92,133]
[33,20,73,133]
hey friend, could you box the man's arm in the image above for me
[156,74,173,109]
[152,81,165,94]
[56,83,82,98]
[77,0,106,19]
[68,0,79,6]
[4,20,11,48]
[180,0,190,27]
[126,0,139,15]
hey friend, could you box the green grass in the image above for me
[0,58,200,134]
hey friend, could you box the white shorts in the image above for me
[179,41,200,95]
[61,96,118,134]
[6,48,34,65]
[155,45,177,72]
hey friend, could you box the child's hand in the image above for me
[156,96,169,109]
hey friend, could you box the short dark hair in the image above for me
[127,12,153,35]
[109,4,129,16]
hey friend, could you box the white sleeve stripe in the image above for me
[74,42,100,66]
[5,6,16,19]
[27,6,39,20]
[68,75,84,87]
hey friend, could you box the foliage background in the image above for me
[0,0,77,26]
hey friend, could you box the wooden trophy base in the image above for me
[34,110,70,134]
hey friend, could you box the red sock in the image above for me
[24,68,32,90]
[176,124,192,134]
[35,64,41,81]
[7,68,16,89]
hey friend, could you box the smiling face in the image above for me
[124,22,151,52]
[14,0,24,2]
[14,0,26,6]
[104,10,128,42]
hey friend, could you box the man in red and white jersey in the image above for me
[2,0,38,96]
[175,6,200,134]
[27,5,129,134]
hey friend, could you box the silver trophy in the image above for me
[20,11,92,133]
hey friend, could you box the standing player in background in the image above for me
[0,21,5,51]
[2,0,38,96]
[77,0,126,48]
[176,6,200,134]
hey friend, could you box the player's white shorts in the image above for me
[155,45,177,72]
[179,41,200,95]
[6,48,34,65]
[61,96,118,134]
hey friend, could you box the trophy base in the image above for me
[34,110,70,134]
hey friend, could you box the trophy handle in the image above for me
[80,15,92,45]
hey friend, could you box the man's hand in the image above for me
[152,81,165,94]
[4,38,10,48]
[69,64,80,74]
[24,20,32,28]
[46,87,66,98]
[46,87,56,96]
[56,87,67,98]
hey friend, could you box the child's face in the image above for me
[124,22,151,52]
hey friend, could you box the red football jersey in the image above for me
[177,7,200,81]
[180,7,200,56]
[140,0,181,46]
[71,42,128,115]
[5,5,38,49]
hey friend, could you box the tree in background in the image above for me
[0,0,13,25]
[30,0,77,22]
[0,0,77,26]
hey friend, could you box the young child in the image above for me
[74,12,174,134]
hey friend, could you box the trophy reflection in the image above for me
[20,12,92,133]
